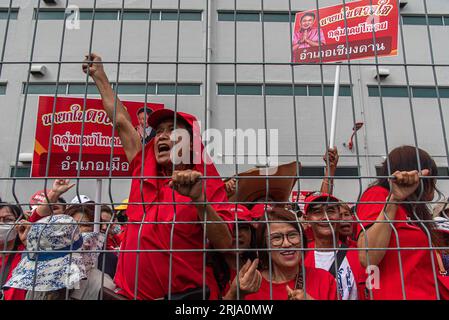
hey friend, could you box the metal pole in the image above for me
[329,64,341,149]
[94,178,102,233]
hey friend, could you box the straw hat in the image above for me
[228,162,299,204]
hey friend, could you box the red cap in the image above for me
[147,109,196,129]
[29,189,50,206]
[250,203,274,220]
[229,205,255,222]
[303,192,341,214]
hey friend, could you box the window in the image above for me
[157,84,201,95]
[334,167,360,177]
[217,12,235,22]
[299,166,359,177]
[23,83,200,95]
[440,88,449,98]
[121,11,153,21]
[24,83,67,95]
[412,87,437,98]
[308,85,352,97]
[263,12,295,23]
[79,10,119,21]
[0,84,6,95]
[218,10,298,22]
[0,8,18,20]
[377,166,448,177]
[299,166,324,177]
[438,167,449,177]
[34,9,202,21]
[293,85,308,96]
[34,9,66,20]
[10,164,31,178]
[218,84,351,96]
[68,84,100,95]
[402,15,447,26]
[236,12,260,22]
[161,11,202,21]
[369,85,449,98]
[368,86,409,97]
[402,15,425,25]
[265,85,294,96]
[217,84,262,96]
[34,9,118,20]
[114,84,156,95]
[375,166,383,177]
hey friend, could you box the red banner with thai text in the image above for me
[32,96,164,177]
[292,0,399,63]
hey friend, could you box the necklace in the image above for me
[294,269,303,290]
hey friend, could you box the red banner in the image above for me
[292,0,399,63]
[291,190,312,213]
[32,96,164,177]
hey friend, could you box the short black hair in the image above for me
[0,202,23,220]
[137,107,153,116]
[301,12,316,21]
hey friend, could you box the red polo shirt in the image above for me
[1,244,26,300]
[244,267,337,300]
[356,186,440,300]
[114,139,233,300]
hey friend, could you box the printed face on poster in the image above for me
[32,96,164,177]
[292,0,399,63]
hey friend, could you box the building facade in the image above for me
[0,0,448,206]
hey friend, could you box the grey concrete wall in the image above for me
[0,0,448,206]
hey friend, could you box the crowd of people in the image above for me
[1,53,449,300]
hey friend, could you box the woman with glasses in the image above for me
[0,203,28,300]
[244,208,337,300]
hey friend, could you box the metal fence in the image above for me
[0,0,449,301]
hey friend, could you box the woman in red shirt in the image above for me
[0,203,28,300]
[357,145,444,300]
[83,53,234,300]
[245,208,337,300]
[207,206,260,300]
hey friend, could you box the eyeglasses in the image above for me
[0,216,16,224]
[269,231,301,247]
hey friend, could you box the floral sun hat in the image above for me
[4,214,87,292]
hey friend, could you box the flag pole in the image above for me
[94,178,102,233]
[329,63,341,149]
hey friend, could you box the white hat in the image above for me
[4,215,87,291]
[434,216,449,235]
[70,195,92,204]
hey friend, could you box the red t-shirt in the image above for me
[114,140,233,300]
[304,240,366,300]
[206,266,221,300]
[207,266,238,299]
[1,244,26,300]
[343,238,358,248]
[356,186,440,300]
[244,267,337,300]
[106,233,122,252]
[28,208,42,223]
